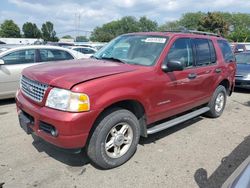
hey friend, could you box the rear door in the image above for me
[192,38,220,100]
[0,49,37,98]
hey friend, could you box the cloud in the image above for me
[1,0,249,37]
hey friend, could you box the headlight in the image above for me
[45,88,90,112]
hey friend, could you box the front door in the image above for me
[151,37,201,122]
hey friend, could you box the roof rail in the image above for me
[164,29,221,37]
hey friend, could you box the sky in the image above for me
[0,0,250,37]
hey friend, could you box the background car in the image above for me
[235,52,250,89]
[0,45,88,100]
[68,46,97,58]
[231,43,250,54]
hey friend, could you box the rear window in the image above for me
[194,39,216,66]
[218,40,235,62]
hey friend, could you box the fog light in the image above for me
[51,129,58,137]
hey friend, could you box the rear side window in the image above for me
[166,38,194,68]
[2,49,35,65]
[194,39,216,66]
[38,49,74,62]
[218,40,235,62]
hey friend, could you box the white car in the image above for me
[68,46,97,58]
[0,45,88,100]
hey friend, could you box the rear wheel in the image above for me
[87,108,140,169]
[206,85,227,118]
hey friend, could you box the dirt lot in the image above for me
[0,89,249,188]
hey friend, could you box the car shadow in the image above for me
[31,134,90,167]
[194,135,250,188]
[140,116,204,145]
[0,98,15,106]
[30,116,204,169]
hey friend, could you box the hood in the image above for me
[22,59,137,89]
[236,63,250,76]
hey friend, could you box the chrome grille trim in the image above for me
[21,76,48,103]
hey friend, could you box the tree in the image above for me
[138,16,158,32]
[198,12,229,36]
[157,21,180,31]
[76,36,88,42]
[0,20,21,38]
[62,35,73,39]
[41,21,58,42]
[90,16,157,42]
[179,12,205,29]
[22,22,41,38]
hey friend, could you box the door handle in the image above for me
[188,73,197,79]
[215,68,222,73]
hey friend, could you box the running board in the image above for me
[147,107,210,135]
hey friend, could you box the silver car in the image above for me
[0,45,88,99]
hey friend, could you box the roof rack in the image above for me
[164,29,221,37]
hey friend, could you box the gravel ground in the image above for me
[0,89,249,188]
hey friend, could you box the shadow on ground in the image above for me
[0,98,15,106]
[30,115,205,169]
[194,135,250,188]
[140,116,204,145]
[31,134,90,167]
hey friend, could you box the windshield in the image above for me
[235,53,250,64]
[93,35,168,66]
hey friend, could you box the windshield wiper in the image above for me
[100,57,127,64]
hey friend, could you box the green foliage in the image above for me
[90,16,157,42]
[22,22,41,38]
[179,12,205,29]
[0,20,21,38]
[41,21,58,42]
[76,36,88,42]
[157,21,180,31]
[198,12,229,36]
[62,35,73,39]
[138,16,158,32]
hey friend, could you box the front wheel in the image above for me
[87,108,140,169]
[205,85,227,118]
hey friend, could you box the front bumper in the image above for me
[235,78,250,89]
[16,89,100,149]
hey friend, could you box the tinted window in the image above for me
[218,40,235,62]
[80,48,96,54]
[166,38,193,68]
[2,49,35,65]
[235,53,250,64]
[38,49,74,62]
[194,39,211,66]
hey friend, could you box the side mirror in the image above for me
[0,59,4,65]
[161,60,184,72]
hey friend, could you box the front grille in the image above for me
[21,76,48,103]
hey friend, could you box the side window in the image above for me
[73,48,82,53]
[81,48,96,54]
[218,40,235,63]
[2,49,35,65]
[166,38,194,68]
[39,49,74,62]
[194,39,213,66]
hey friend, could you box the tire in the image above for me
[205,85,227,118]
[87,108,140,169]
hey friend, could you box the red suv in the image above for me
[16,31,236,169]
